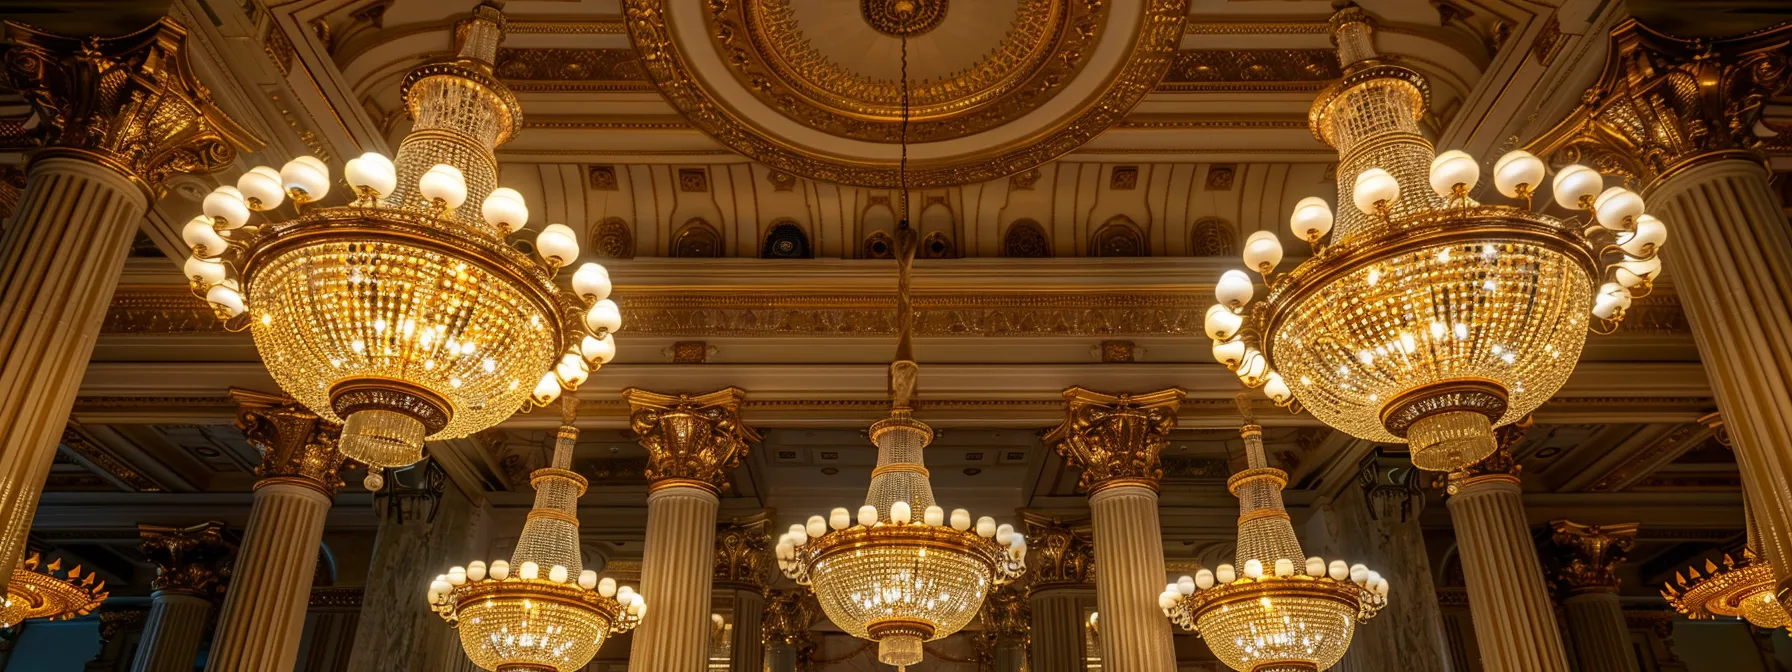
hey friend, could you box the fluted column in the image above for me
[0,18,254,587]
[1022,515,1095,672]
[1044,387,1183,671]
[207,390,345,672]
[1529,21,1792,598]
[714,515,773,672]
[132,522,230,672]
[1444,431,1570,672]
[763,589,818,672]
[1545,520,1640,672]
[624,387,759,672]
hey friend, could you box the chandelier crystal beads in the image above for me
[1206,8,1666,472]
[186,4,619,489]
[1161,420,1385,672]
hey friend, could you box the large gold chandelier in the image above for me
[428,398,643,671]
[1205,9,1667,472]
[1160,405,1385,672]
[1664,502,1790,630]
[0,552,107,629]
[186,4,618,489]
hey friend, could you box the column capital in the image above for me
[1546,520,1639,596]
[1528,20,1792,191]
[1446,418,1529,494]
[1021,513,1095,591]
[1044,387,1184,494]
[230,388,346,498]
[623,387,759,495]
[762,588,819,652]
[138,521,232,598]
[1,18,260,196]
[713,514,774,593]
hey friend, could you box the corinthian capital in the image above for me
[1044,387,1184,494]
[2,18,260,194]
[1528,20,1792,189]
[1021,513,1095,590]
[1546,519,1639,595]
[230,388,345,497]
[623,387,759,494]
[138,521,232,597]
[1446,417,1529,494]
[714,514,773,592]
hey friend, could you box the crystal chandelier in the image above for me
[775,33,1025,665]
[1664,502,1790,629]
[1160,404,1386,672]
[185,3,619,489]
[0,552,108,629]
[428,398,643,671]
[1205,8,1667,472]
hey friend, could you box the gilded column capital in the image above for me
[1,18,260,195]
[1021,513,1095,591]
[138,521,232,598]
[1546,520,1639,595]
[230,388,346,498]
[1446,417,1529,494]
[762,588,819,655]
[1527,20,1792,190]
[1043,387,1184,494]
[623,387,760,495]
[714,513,773,593]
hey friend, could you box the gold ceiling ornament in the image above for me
[1161,400,1386,672]
[1545,520,1637,595]
[188,3,623,490]
[1209,7,1667,473]
[1527,19,1792,191]
[1044,387,1184,494]
[138,521,233,598]
[1665,502,1791,630]
[861,0,948,37]
[1,18,260,196]
[623,387,758,494]
[0,552,108,629]
[429,397,644,672]
[625,0,1187,187]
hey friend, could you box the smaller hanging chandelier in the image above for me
[0,552,108,629]
[1160,402,1385,672]
[429,398,643,671]
[187,3,618,489]
[1664,503,1790,630]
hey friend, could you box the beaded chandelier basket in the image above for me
[1205,9,1666,472]
[185,3,620,489]
[428,399,643,671]
[1664,503,1791,630]
[1161,416,1385,672]
[0,552,107,629]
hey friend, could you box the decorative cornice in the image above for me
[60,426,163,492]
[1,18,260,195]
[1157,49,1340,92]
[308,586,364,610]
[231,388,346,497]
[1021,514,1095,590]
[1547,520,1638,595]
[714,514,773,592]
[623,387,759,494]
[1585,422,1706,493]
[138,521,232,597]
[1527,19,1792,190]
[1043,387,1184,493]
[494,47,651,93]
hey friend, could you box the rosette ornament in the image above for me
[1205,9,1667,472]
[1160,420,1385,671]
[180,4,621,489]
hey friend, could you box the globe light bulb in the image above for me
[1428,149,1479,199]
[572,263,613,302]
[1289,196,1333,241]
[1493,150,1545,198]
[419,164,468,210]
[280,156,331,202]
[1593,187,1645,231]
[580,333,616,365]
[1204,304,1244,341]
[1551,164,1603,209]
[343,152,397,199]
[585,299,622,336]
[1619,214,1667,258]
[1215,270,1255,308]
[1242,231,1284,274]
[1352,168,1399,214]
[182,216,227,258]
[536,224,581,268]
[481,187,529,234]
[237,166,285,210]
[203,186,250,229]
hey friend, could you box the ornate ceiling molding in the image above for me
[623,0,1189,187]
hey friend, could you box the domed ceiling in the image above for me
[625,0,1189,187]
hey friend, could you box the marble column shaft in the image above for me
[1446,476,1570,672]
[1028,587,1091,672]
[207,482,332,671]
[131,592,211,672]
[630,485,721,671]
[1650,160,1792,588]
[729,589,766,672]
[345,477,484,671]
[1087,484,1176,671]
[1563,591,1634,672]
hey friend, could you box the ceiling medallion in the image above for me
[862,0,947,37]
[625,0,1189,188]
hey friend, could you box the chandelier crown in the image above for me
[1,552,108,629]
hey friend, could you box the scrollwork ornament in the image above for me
[623,387,760,493]
[1044,387,1184,493]
[230,388,346,497]
[714,516,774,592]
[2,18,260,195]
[1022,516,1095,589]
